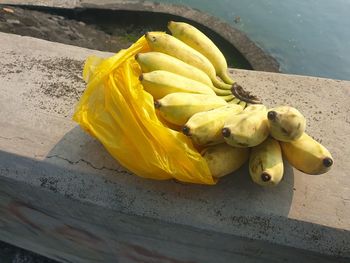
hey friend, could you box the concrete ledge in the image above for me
[0,0,279,72]
[0,32,350,261]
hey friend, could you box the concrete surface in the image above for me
[0,0,279,72]
[0,240,57,263]
[0,32,350,261]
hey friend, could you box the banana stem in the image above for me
[231,83,261,104]
[213,79,262,106]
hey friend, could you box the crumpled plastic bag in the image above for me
[73,34,216,185]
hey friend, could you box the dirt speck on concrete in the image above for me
[13,56,88,117]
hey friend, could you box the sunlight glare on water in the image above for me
[159,0,350,80]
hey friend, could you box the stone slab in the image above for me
[0,32,350,260]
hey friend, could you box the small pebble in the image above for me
[6,19,21,25]
[2,7,14,13]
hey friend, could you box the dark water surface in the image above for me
[160,0,350,80]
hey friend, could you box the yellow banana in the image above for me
[183,104,243,146]
[267,106,306,142]
[135,52,212,87]
[220,94,236,102]
[280,133,333,175]
[238,101,247,109]
[140,70,215,99]
[168,21,234,85]
[222,104,269,147]
[244,104,266,112]
[136,52,231,96]
[229,98,241,104]
[154,93,227,126]
[202,143,249,178]
[145,32,232,90]
[249,137,284,186]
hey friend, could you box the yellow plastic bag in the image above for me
[73,35,216,185]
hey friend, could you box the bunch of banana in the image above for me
[131,20,333,184]
[246,106,332,186]
[138,21,260,105]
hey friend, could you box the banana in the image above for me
[229,98,240,104]
[202,143,249,178]
[145,32,232,90]
[249,137,284,186]
[238,101,247,109]
[154,93,227,126]
[136,52,231,96]
[280,133,333,175]
[220,94,236,102]
[183,104,243,146]
[168,21,234,85]
[222,104,269,147]
[139,70,216,99]
[135,52,212,87]
[244,104,266,112]
[267,106,306,142]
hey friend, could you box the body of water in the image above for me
[160,0,350,80]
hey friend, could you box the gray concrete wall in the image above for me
[0,32,349,262]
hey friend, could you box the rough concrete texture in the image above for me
[0,32,350,259]
[0,0,279,72]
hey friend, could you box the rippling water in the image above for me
[159,0,350,80]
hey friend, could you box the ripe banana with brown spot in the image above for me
[267,106,306,142]
[249,137,284,186]
[145,32,232,91]
[182,104,243,146]
[154,93,227,126]
[168,21,234,85]
[202,143,249,178]
[139,70,216,99]
[222,104,269,147]
[280,133,333,175]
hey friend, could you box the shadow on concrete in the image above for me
[45,125,295,218]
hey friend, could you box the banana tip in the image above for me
[261,172,271,182]
[323,157,333,168]
[167,21,174,28]
[154,100,161,109]
[139,74,143,81]
[267,111,277,121]
[222,127,231,138]
[135,53,139,60]
[182,126,191,136]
